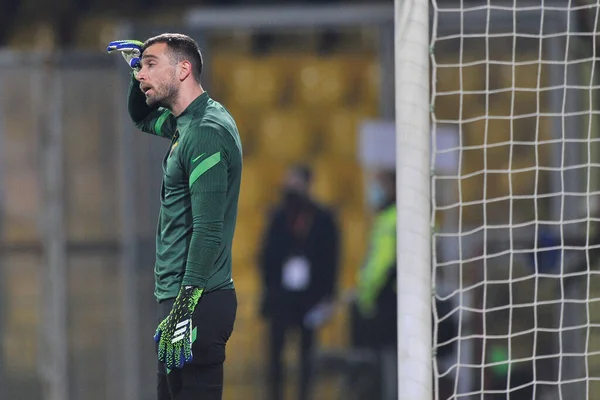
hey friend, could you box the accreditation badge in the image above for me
[281,256,311,291]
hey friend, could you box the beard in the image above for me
[145,78,179,110]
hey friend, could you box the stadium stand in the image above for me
[0,5,383,397]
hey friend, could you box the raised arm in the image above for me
[127,74,177,139]
[107,39,177,139]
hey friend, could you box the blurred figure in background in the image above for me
[352,169,398,400]
[258,164,340,400]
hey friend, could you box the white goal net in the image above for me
[398,0,600,399]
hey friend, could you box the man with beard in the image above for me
[258,164,340,400]
[107,34,242,400]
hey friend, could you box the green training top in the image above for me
[127,75,242,301]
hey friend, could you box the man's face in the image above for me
[137,43,179,108]
[284,170,308,195]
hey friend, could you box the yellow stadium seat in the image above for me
[257,110,316,163]
[434,58,486,122]
[311,170,340,207]
[2,172,39,243]
[319,304,350,348]
[496,57,549,91]
[228,58,286,109]
[7,20,57,51]
[332,54,379,109]
[338,207,369,286]
[239,157,288,212]
[221,105,257,155]
[232,212,267,267]
[73,16,119,50]
[207,32,253,58]
[209,53,239,101]
[321,109,369,159]
[459,101,552,226]
[66,167,118,241]
[239,160,268,212]
[294,57,349,108]
[363,59,380,107]
[4,332,36,373]
[311,158,365,209]
[3,258,40,373]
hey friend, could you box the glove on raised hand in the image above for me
[107,40,144,77]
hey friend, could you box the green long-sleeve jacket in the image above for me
[128,76,243,301]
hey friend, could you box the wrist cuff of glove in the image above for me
[181,275,207,290]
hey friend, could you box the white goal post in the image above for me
[395,0,432,398]
[397,0,599,399]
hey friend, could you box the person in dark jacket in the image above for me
[258,164,340,400]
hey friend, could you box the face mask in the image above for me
[368,181,387,210]
[283,188,307,205]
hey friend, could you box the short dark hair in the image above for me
[143,33,203,82]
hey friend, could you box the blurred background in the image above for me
[0,1,396,399]
[1,0,600,399]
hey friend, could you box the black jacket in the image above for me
[258,196,340,318]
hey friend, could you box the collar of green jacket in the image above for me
[176,92,210,132]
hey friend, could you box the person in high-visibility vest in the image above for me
[350,169,397,400]
[355,169,398,347]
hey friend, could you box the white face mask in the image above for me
[367,181,387,210]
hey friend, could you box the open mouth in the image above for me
[140,85,152,94]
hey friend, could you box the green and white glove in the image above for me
[154,286,203,370]
[106,40,144,77]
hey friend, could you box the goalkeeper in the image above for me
[107,34,242,400]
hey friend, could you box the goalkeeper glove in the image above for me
[154,286,203,370]
[106,40,144,77]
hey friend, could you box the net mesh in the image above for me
[430,1,600,398]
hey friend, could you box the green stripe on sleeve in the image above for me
[153,110,171,136]
[189,152,221,188]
